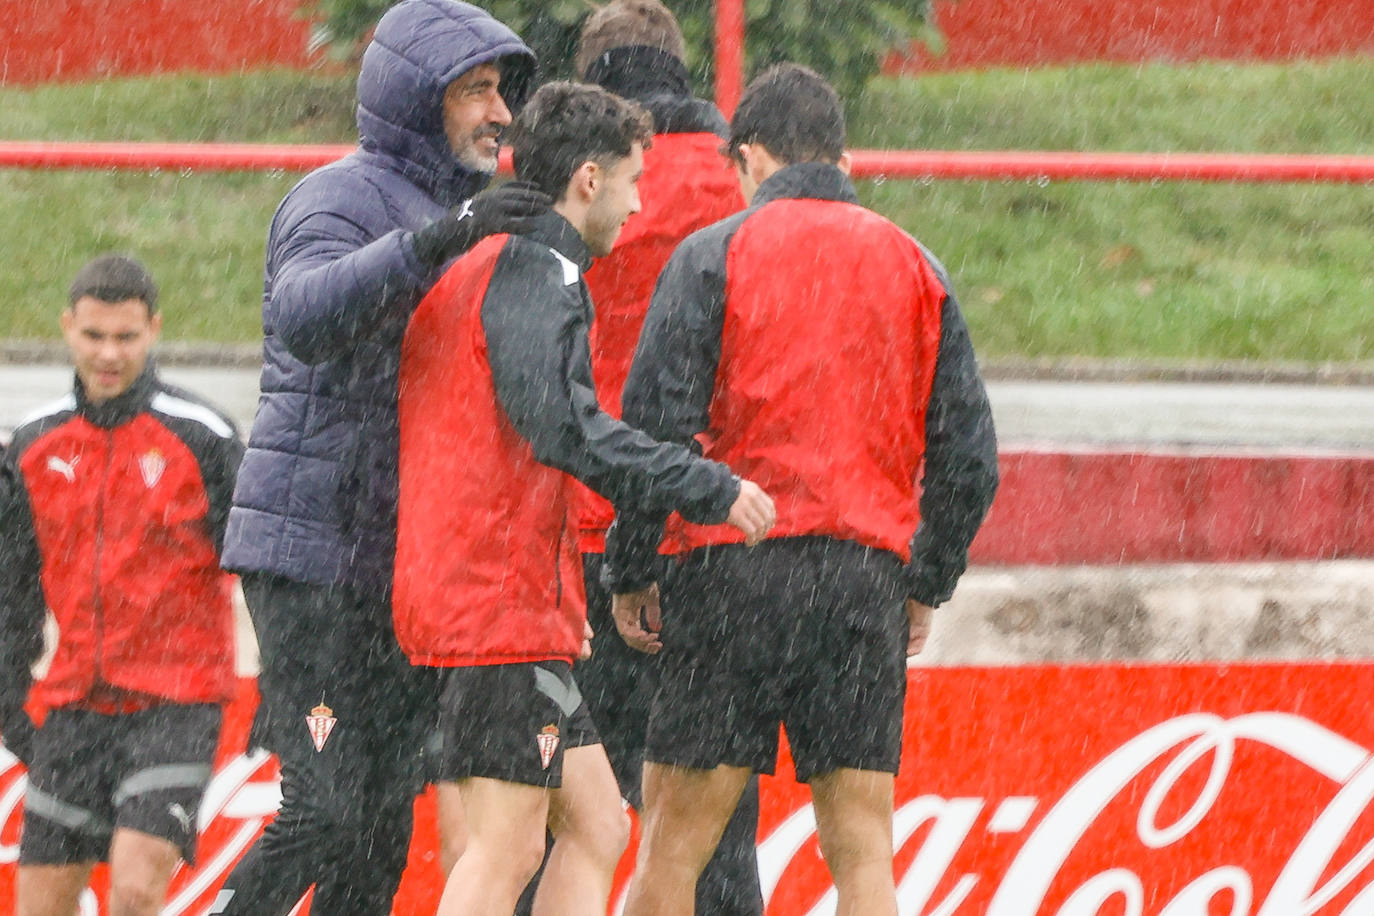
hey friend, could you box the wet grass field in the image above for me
[0,58,1370,361]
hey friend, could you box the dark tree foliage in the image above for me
[301,0,940,100]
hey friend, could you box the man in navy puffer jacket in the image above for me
[215,2,544,912]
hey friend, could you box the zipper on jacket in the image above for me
[91,430,113,691]
[553,515,565,610]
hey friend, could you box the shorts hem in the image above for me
[643,750,775,778]
[435,766,560,789]
[793,756,901,784]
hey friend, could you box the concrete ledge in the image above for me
[4,339,1373,384]
[924,560,1374,665]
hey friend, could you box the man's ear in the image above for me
[837,151,853,176]
[567,160,602,204]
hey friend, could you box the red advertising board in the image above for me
[5,663,1374,914]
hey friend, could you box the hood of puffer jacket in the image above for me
[356,0,536,207]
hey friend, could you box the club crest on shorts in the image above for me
[306,703,337,752]
[537,723,560,770]
[138,449,166,488]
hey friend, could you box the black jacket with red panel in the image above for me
[605,162,999,606]
[576,48,746,552]
[394,207,741,667]
[2,366,243,714]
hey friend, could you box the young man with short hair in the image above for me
[606,64,1000,916]
[394,80,774,916]
[0,254,243,916]
[571,3,763,913]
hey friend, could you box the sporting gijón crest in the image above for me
[306,704,337,752]
[138,448,166,487]
[537,724,560,770]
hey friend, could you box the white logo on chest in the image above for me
[138,450,166,488]
[45,455,79,482]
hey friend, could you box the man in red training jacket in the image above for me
[1,254,242,916]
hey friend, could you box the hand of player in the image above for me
[726,479,775,547]
[906,599,934,657]
[613,584,662,655]
[411,181,552,267]
[579,619,594,661]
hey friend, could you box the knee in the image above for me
[498,828,551,890]
[600,804,632,865]
[559,800,630,870]
[108,876,164,916]
[815,821,893,876]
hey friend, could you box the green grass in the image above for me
[0,70,355,343]
[1,59,1371,361]
[851,58,1374,362]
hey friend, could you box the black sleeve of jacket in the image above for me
[481,239,740,534]
[603,224,733,593]
[204,429,246,557]
[155,387,246,557]
[907,284,1000,606]
[0,458,45,760]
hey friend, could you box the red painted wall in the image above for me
[971,449,1374,565]
[0,0,313,85]
[891,0,1374,74]
[2,0,1370,86]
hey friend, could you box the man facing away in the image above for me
[393,80,775,916]
[214,2,551,912]
[570,3,763,913]
[0,254,243,916]
[606,64,1000,916]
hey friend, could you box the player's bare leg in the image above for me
[436,781,469,878]
[17,862,95,916]
[810,767,898,916]
[437,777,548,916]
[532,743,628,916]
[107,828,182,916]
[621,761,752,916]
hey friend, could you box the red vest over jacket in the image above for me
[677,197,946,560]
[396,235,585,667]
[577,132,744,551]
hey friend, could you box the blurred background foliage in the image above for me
[301,0,938,98]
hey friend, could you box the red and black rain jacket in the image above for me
[3,367,243,711]
[577,73,746,552]
[395,208,740,667]
[605,163,1000,606]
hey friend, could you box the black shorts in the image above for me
[646,537,908,783]
[20,703,221,866]
[434,661,601,789]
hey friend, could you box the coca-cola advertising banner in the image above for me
[4,662,1374,914]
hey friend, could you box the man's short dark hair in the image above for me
[68,254,159,314]
[726,63,846,166]
[510,81,654,200]
[575,0,687,77]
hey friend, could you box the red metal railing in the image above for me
[2,141,1373,184]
